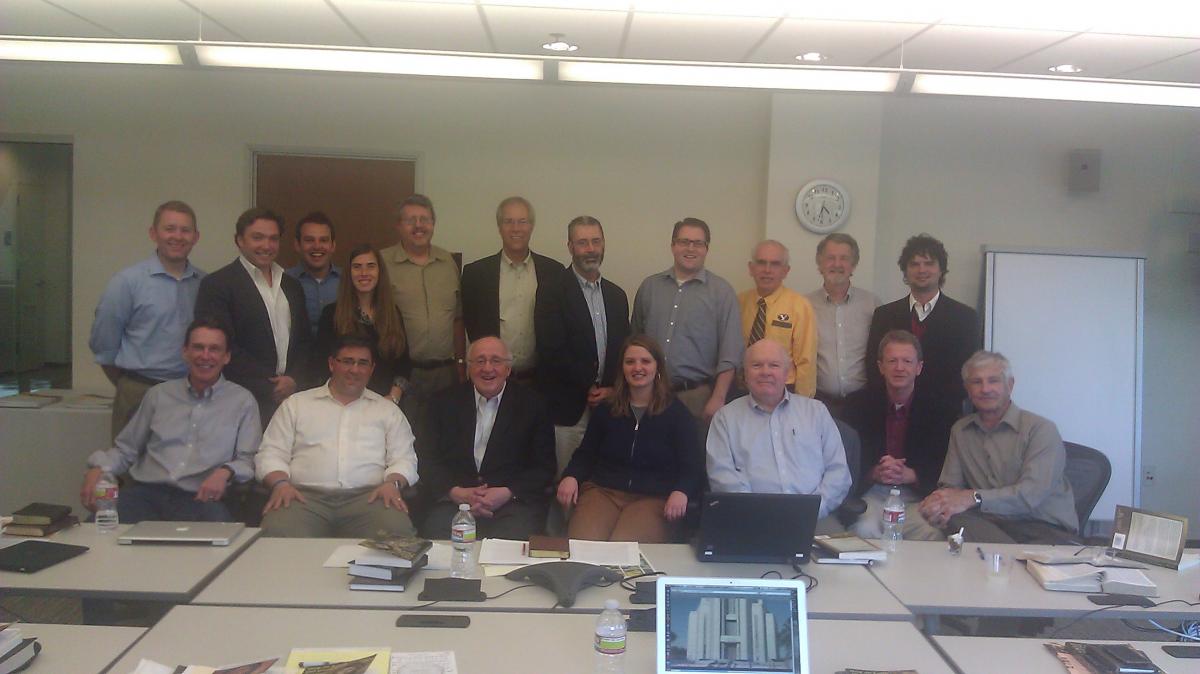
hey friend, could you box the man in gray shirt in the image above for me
[805,233,879,418]
[81,318,261,523]
[916,350,1078,543]
[631,217,742,437]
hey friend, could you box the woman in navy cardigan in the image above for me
[556,335,704,542]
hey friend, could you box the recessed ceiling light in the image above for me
[911,73,1200,108]
[0,39,181,65]
[796,52,829,63]
[542,34,579,53]
[1049,64,1084,74]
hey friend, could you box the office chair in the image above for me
[833,419,868,527]
[1062,441,1112,536]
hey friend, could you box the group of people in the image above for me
[81,194,1079,546]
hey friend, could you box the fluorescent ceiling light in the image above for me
[911,73,1200,107]
[796,52,829,63]
[1048,64,1083,74]
[0,39,181,65]
[194,45,542,80]
[559,61,898,91]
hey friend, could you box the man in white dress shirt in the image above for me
[256,335,418,537]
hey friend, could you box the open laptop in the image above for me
[117,521,245,546]
[656,576,810,674]
[696,493,821,565]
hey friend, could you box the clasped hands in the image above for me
[918,488,977,529]
[450,484,512,518]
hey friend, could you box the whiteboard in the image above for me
[983,248,1144,524]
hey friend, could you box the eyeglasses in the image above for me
[400,216,433,226]
[673,238,708,250]
[333,357,373,368]
[469,356,512,368]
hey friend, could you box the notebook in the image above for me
[0,540,89,573]
[117,521,245,546]
[696,492,821,564]
[656,576,810,674]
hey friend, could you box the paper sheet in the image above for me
[389,651,457,674]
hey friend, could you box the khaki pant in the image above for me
[850,484,942,541]
[567,483,672,543]
[674,384,714,448]
[261,485,416,538]
[111,373,156,441]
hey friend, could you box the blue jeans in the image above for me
[117,482,233,523]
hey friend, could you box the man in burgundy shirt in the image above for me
[840,329,961,539]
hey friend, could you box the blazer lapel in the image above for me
[479,386,516,474]
[233,261,275,341]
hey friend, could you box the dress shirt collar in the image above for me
[502,251,531,268]
[573,266,602,290]
[390,244,450,264]
[238,255,285,285]
[147,252,199,280]
[888,388,915,415]
[474,383,507,409]
[287,264,340,281]
[185,374,226,400]
[757,286,786,303]
[819,284,855,305]
[908,291,941,316]
[967,400,1021,433]
[661,267,709,285]
[749,388,791,414]
[314,380,381,406]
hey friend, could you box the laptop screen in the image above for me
[656,577,809,674]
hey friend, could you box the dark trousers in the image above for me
[422,499,547,541]
[118,482,233,523]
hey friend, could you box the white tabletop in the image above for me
[10,622,146,674]
[191,539,911,620]
[869,540,1200,620]
[109,605,953,673]
[0,524,260,602]
[934,636,1200,674]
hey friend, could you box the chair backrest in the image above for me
[1063,442,1112,530]
[834,419,862,496]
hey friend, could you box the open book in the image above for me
[1026,561,1158,597]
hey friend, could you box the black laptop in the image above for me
[696,492,822,565]
[0,540,89,573]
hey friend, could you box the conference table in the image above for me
[6,622,146,673]
[933,636,1200,674]
[190,539,912,620]
[108,605,955,673]
[868,540,1200,632]
[0,524,260,602]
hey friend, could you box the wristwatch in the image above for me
[972,491,983,508]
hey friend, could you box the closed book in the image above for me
[348,555,428,580]
[813,533,888,561]
[528,535,570,559]
[11,503,72,526]
[1026,561,1158,597]
[348,568,420,592]
[3,515,79,538]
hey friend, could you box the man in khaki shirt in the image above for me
[916,350,1078,543]
[381,194,466,443]
[460,196,563,382]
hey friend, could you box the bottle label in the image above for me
[94,485,118,500]
[883,508,904,524]
[595,633,626,655]
[451,524,476,544]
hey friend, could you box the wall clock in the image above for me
[795,179,850,233]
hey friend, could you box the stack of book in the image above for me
[812,533,888,565]
[346,536,433,592]
[4,503,78,538]
[0,624,41,674]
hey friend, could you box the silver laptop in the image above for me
[656,576,810,674]
[117,521,245,546]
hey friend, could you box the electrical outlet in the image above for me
[1143,465,1157,485]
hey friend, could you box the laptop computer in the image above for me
[117,521,245,546]
[0,540,89,573]
[655,576,810,674]
[696,493,821,565]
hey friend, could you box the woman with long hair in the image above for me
[556,335,703,542]
[314,243,410,402]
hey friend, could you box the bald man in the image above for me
[739,240,816,396]
[707,340,852,531]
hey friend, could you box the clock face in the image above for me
[795,179,850,234]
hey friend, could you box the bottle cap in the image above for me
[890,487,901,494]
[459,503,470,511]
[604,599,619,610]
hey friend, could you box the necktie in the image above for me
[749,297,767,344]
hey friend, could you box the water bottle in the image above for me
[94,473,120,534]
[594,599,626,674]
[881,486,904,553]
[450,503,476,578]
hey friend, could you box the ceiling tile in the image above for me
[196,0,366,46]
[999,33,1200,81]
[1,0,117,37]
[1117,48,1200,84]
[751,19,925,67]
[332,0,491,51]
[623,12,777,62]
[900,25,1075,72]
[484,6,628,57]
[46,0,204,40]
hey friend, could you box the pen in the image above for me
[976,546,985,560]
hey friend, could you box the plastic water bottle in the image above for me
[450,503,476,578]
[881,486,904,553]
[594,598,626,674]
[94,473,119,534]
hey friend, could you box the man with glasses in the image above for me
[631,217,742,438]
[255,335,419,538]
[420,336,556,540]
[461,196,563,384]
[739,240,816,397]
